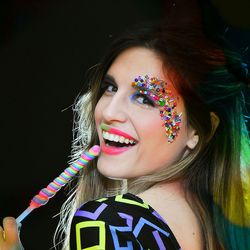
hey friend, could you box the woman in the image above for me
[56,20,250,249]
[1,19,250,250]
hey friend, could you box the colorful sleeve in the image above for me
[69,194,181,250]
[69,198,142,249]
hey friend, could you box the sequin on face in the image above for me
[131,75,182,143]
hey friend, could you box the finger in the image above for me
[0,225,6,243]
[3,217,20,244]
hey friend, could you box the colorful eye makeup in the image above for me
[131,75,182,143]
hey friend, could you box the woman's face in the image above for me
[95,47,194,179]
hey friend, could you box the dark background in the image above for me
[0,0,249,249]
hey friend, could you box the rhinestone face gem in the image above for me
[131,75,182,143]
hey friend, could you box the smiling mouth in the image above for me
[102,131,137,147]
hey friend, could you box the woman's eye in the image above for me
[101,82,118,94]
[106,84,118,93]
[131,93,155,107]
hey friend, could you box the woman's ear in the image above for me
[186,130,199,150]
[186,112,220,150]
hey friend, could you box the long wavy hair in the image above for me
[54,19,250,250]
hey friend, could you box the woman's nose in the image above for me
[102,95,127,123]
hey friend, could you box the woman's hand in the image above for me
[0,217,24,250]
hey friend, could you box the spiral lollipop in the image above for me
[16,145,100,224]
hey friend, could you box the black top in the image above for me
[70,193,181,249]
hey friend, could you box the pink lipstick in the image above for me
[101,143,132,155]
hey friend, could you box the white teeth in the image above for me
[124,139,130,144]
[102,131,136,145]
[119,136,125,143]
[109,134,115,141]
[114,135,120,142]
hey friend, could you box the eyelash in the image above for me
[100,82,118,95]
[100,82,155,107]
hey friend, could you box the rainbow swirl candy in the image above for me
[16,145,100,223]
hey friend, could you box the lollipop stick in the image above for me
[16,207,34,224]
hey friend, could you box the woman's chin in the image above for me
[97,163,128,180]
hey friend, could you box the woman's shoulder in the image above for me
[73,193,163,226]
[70,193,181,250]
[76,193,150,213]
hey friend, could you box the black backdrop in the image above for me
[0,0,249,249]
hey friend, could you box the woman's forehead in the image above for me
[107,47,166,81]
[105,47,181,96]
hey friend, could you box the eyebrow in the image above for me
[103,74,117,85]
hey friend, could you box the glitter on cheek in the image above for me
[131,75,182,143]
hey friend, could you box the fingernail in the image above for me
[3,217,16,225]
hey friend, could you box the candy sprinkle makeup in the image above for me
[131,75,182,143]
